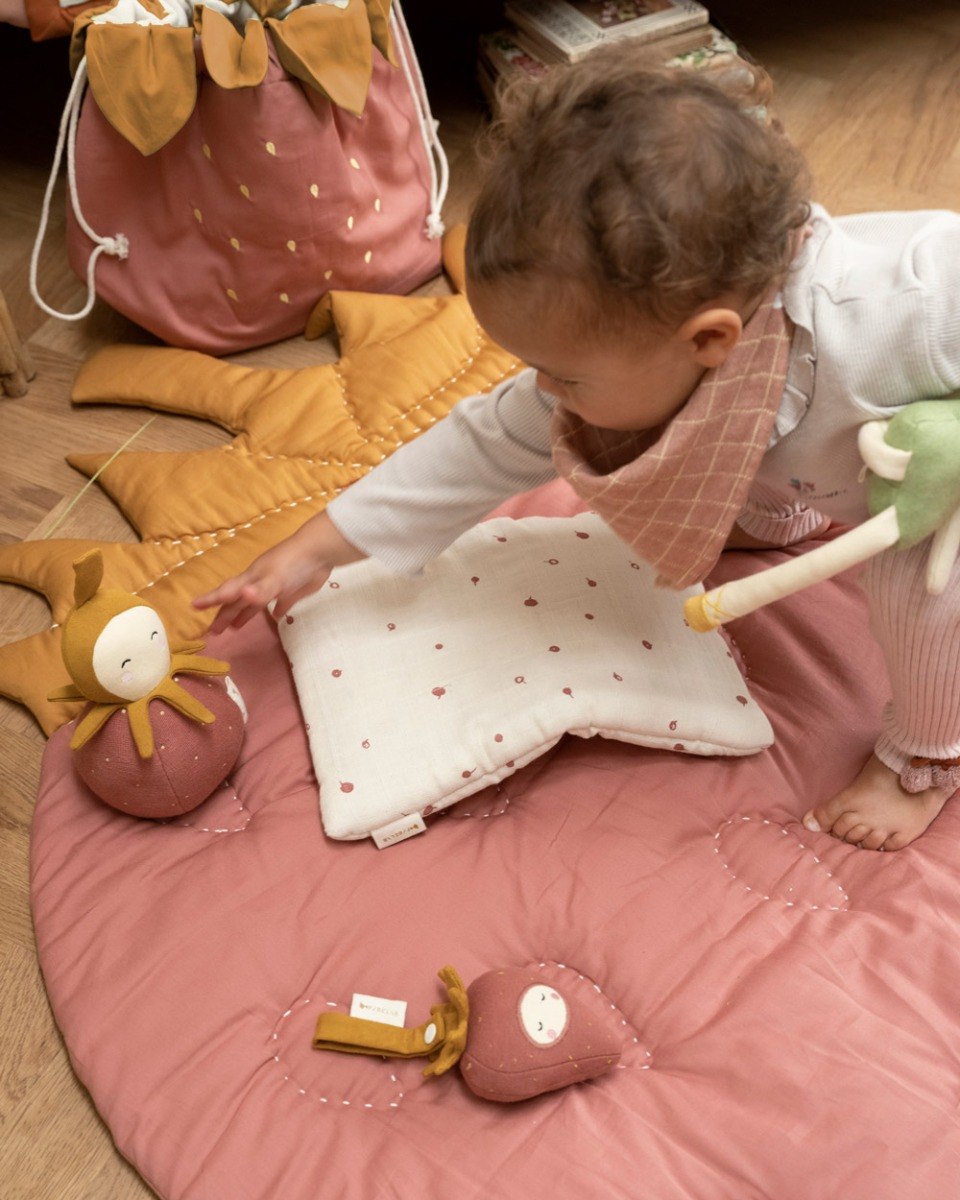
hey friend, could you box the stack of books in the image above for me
[501,0,712,65]
[477,2,773,122]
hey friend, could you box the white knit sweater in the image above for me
[325,204,960,778]
[327,203,960,569]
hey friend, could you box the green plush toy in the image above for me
[685,398,960,632]
[866,400,960,564]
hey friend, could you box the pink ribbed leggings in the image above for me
[863,539,960,792]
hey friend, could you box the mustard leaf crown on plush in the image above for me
[60,548,157,706]
[49,549,232,758]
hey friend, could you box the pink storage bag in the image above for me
[30,1,448,354]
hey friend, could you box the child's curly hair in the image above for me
[465,43,811,336]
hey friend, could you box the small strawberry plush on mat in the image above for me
[49,549,245,818]
[313,964,623,1103]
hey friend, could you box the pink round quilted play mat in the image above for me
[30,488,960,1199]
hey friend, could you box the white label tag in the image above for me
[371,812,427,849]
[350,993,407,1027]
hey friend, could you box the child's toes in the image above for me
[882,829,916,852]
[819,809,862,841]
[801,801,840,833]
[802,804,867,840]
[836,819,872,845]
[858,828,889,851]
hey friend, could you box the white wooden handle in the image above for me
[685,506,902,631]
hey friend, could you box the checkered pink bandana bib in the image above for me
[551,295,792,589]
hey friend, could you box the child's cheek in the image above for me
[534,371,565,400]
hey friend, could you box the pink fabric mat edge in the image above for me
[28,481,960,1199]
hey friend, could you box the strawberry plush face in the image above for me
[518,984,569,1047]
[91,606,171,701]
[460,967,622,1103]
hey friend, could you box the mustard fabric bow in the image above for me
[70,0,397,155]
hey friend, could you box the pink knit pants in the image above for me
[862,539,960,792]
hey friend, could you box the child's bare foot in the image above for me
[802,753,951,851]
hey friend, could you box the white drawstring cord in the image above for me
[29,57,130,322]
[390,0,449,239]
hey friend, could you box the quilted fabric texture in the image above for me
[278,514,773,840]
[0,250,519,734]
[28,502,960,1199]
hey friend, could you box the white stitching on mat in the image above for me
[713,815,850,911]
[136,491,340,593]
[535,960,651,1068]
[271,997,406,1111]
[445,786,512,821]
[166,778,251,834]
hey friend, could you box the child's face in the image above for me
[469,280,712,433]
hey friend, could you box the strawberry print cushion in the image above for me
[278,514,773,841]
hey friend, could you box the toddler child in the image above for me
[195,44,960,852]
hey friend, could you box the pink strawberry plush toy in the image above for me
[313,965,623,1103]
[48,549,246,818]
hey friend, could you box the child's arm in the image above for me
[195,370,557,630]
[725,518,832,551]
[730,481,830,550]
[195,511,365,633]
[326,371,556,575]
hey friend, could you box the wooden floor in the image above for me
[2,2,959,1195]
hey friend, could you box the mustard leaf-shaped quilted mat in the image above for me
[0,254,520,734]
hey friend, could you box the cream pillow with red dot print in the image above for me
[278,515,773,842]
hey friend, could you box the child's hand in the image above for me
[193,551,332,633]
[193,512,363,633]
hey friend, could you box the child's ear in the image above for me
[676,308,743,369]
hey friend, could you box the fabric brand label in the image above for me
[350,993,407,1027]
[371,812,427,849]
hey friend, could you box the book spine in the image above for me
[504,0,603,55]
[479,29,552,78]
[505,1,712,55]
[510,24,585,63]
[599,4,710,47]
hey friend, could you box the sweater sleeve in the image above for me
[326,369,558,575]
[914,217,960,395]
[734,481,828,546]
